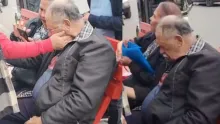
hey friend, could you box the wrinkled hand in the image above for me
[50,31,72,50]
[116,39,134,61]
[13,20,31,41]
[116,41,123,61]
[25,116,42,124]
[83,13,90,21]
[120,56,132,66]
[123,39,134,47]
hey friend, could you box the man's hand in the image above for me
[83,13,90,21]
[116,39,134,61]
[123,39,134,47]
[13,20,31,41]
[116,41,123,61]
[120,56,132,66]
[25,116,42,124]
[50,31,72,50]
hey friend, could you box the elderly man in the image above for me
[28,0,115,124]
[126,15,220,124]
[117,1,182,109]
[10,0,59,92]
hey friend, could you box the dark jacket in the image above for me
[125,32,165,102]
[34,30,116,124]
[9,18,46,90]
[143,43,220,124]
[7,51,58,83]
[87,0,122,40]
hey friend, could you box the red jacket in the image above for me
[0,32,53,59]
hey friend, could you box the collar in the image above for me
[187,36,205,55]
[73,21,94,41]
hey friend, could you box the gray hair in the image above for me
[46,0,82,23]
[156,15,193,39]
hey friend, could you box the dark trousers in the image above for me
[0,97,37,124]
[1,97,122,124]
[125,111,143,124]
[123,76,147,109]
[108,98,122,124]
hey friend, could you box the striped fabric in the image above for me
[0,48,19,119]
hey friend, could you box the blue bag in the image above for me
[122,42,154,74]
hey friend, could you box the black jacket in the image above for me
[34,30,116,124]
[125,32,165,102]
[143,43,220,124]
[87,0,122,40]
[7,51,58,83]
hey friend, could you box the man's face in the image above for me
[155,30,183,60]
[39,0,50,27]
[45,14,63,36]
[150,8,161,32]
[46,13,73,37]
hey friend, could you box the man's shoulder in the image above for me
[134,32,156,48]
[188,43,220,69]
[191,43,220,59]
[74,32,115,57]
[25,17,42,28]
[143,32,156,40]
[79,30,112,47]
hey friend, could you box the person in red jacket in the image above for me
[0,31,71,59]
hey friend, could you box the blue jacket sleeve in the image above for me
[88,14,122,32]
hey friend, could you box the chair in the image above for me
[138,22,151,37]
[93,37,123,124]
[20,9,38,23]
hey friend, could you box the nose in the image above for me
[40,11,45,19]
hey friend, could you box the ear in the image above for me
[62,19,71,32]
[175,35,183,47]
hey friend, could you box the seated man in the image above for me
[1,0,116,124]
[117,1,182,109]
[126,15,220,124]
[10,0,57,91]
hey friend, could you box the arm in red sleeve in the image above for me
[0,32,53,59]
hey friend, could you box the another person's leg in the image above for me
[108,95,123,124]
[123,76,137,87]
[125,111,143,124]
[123,76,144,109]
[0,97,37,124]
